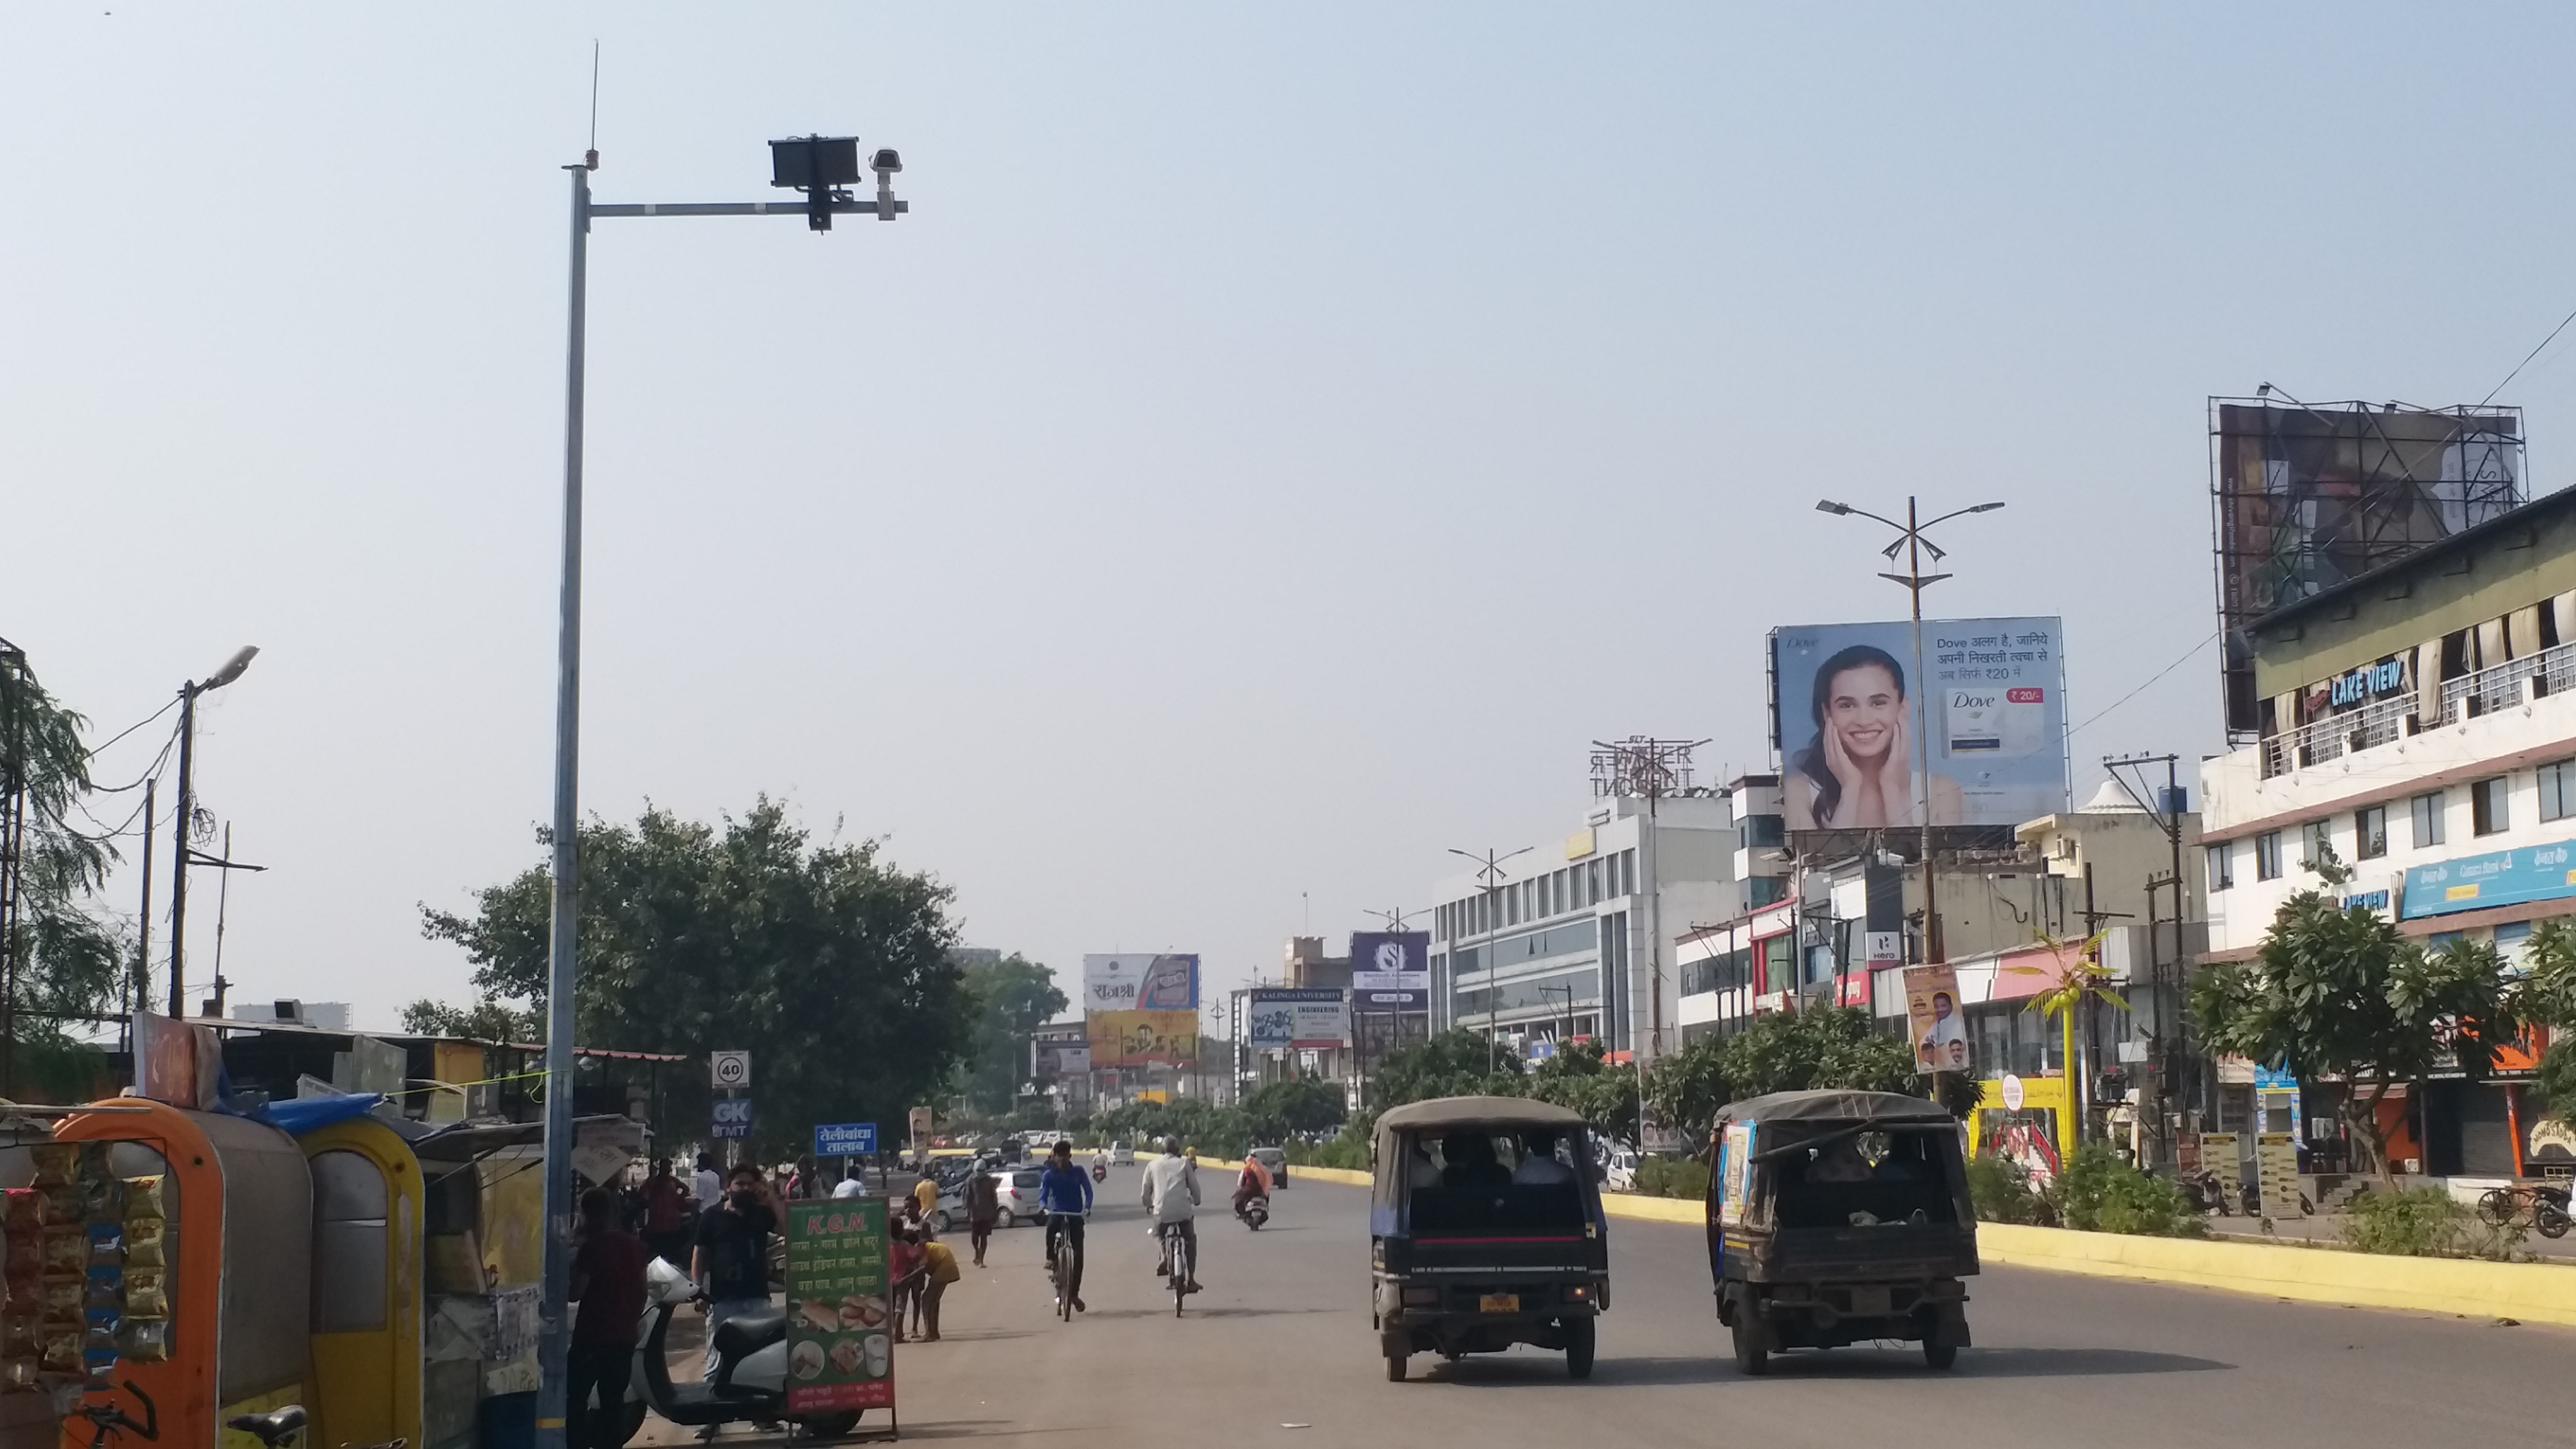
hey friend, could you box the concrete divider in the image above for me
[1246,1157,2576,1325]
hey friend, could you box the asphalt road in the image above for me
[655,1167,2576,1448]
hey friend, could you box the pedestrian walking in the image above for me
[569,1187,650,1449]
[910,1167,939,1221]
[830,1163,868,1200]
[962,1167,1000,1266]
[888,1210,924,1343]
[691,1164,779,1377]
[692,1152,723,1213]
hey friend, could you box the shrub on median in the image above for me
[1633,1154,1710,1201]
[2340,1186,2472,1258]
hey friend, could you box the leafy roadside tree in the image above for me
[1524,1040,1640,1149]
[415,797,968,1161]
[2194,892,2524,1184]
[954,953,1066,1114]
[398,995,542,1043]
[1641,1035,1730,1150]
[0,656,130,1101]
[1240,1076,1347,1143]
[1370,1027,1523,1109]
[2505,919,2576,1123]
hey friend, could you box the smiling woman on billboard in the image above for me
[1783,644,1963,830]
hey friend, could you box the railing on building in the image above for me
[2260,640,2576,779]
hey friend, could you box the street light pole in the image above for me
[1813,497,2004,968]
[1448,846,1532,1073]
[533,138,907,1449]
[167,646,258,1019]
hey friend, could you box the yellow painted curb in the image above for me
[1977,1223,2576,1327]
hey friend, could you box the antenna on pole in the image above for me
[584,41,602,171]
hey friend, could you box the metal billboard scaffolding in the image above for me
[2210,396,2525,740]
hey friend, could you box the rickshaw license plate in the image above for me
[1849,1287,1891,1317]
[1478,1293,1519,1313]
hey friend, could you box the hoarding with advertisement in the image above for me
[1247,988,1350,1049]
[784,1199,894,1414]
[1348,931,1432,992]
[1086,1008,1199,1067]
[1770,618,2070,831]
[1082,954,1200,1011]
[1903,964,1968,1075]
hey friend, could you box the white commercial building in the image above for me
[1428,794,1738,1063]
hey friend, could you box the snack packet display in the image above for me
[121,1221,165,1270]
[120,1271,165,1322]
[120,1177,167,1224]
[27,1147,74,1190]
[117,1319,167,1363]
[39,1230,83,1278]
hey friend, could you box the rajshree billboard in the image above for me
[1769,618,2070,831]
[1081,954,1199,1012]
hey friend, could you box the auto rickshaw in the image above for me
[1703,1089,1975,1374]
[1368,1097,1606,1382]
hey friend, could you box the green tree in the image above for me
[398,995,543,1043]
[1642,1035,1730,1149]
[1524,1040,1641,1149]
[1,655,130,1101]
[417,798,968,1159]
[2194,892,2524,1183]
[1718,1005,1921,1100]
[1240,1076,1347,1142]
[954,953,1066,1114]
[2010,930,2126,1146]
[1370,1028,1523,1108]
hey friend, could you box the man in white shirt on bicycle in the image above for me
[1140,1137,1202,1294]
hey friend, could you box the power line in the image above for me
[2066,630,2218,740]
[88,697,179,756]
[2482,304,2576,409]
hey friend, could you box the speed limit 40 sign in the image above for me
[711,1050,751,1089]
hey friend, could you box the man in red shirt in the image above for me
[570,1187,651,1449]
[638,1158,693,1267]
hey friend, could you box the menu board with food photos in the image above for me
[783,1199,893,1413]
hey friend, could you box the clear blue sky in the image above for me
[9,3,2576,1027]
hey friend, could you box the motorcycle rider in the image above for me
[1142,1137,1202,1292]
[1038,1138,1094,1313]
[1232,1152,1272,1220]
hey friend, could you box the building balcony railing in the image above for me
[2260,639,2576,779]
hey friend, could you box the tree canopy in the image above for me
[414,798,967,1159]
[2193,891,2527,1181]
[1,655,131,1100]
[955,953,1066,1115]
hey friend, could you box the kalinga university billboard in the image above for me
[1348,931,1431,1012]
[1082,954,1200,1068]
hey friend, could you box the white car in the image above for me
[1247,1146,1288,1190]
[990,1166,1049,1228]
[1601,1148,1640,1193]
[1110,1142,1135,1166]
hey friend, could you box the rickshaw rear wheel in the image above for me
[1385,1353,1407,1381]
[1730,1317,1769,1376]
[1922,1340,1958,1370]
[1564,1318,1595,1380]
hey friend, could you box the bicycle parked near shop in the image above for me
[2476,1181,2572,1239]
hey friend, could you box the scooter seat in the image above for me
[227,1408,308,1448]
[713,1310,787,1360]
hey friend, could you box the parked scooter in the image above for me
[631,1257,861,1439]
[1236,1193,1270,1230]
[2179,1167,2233,1216]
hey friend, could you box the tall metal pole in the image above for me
[133,776,153,1041]
[534,160,591,1449]
[1907,497,1943,967]
[167,685,195,1020]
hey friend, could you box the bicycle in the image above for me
[1158,1221,1196,1318]
[75,1381,156,1449]
[1047,1210,1086,1321]
[2476,1182,2572,1239]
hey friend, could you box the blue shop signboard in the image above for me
[2400,839,2576,920]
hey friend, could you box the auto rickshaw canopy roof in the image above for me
[1713,1089,1954,1128]
[1375,1095,1587,1134]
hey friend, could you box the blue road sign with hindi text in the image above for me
[815,1121,878,1156]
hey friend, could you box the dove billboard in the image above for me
[1769,618,2070,832]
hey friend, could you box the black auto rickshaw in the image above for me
[1370,1096,1607,1382]
[1703,1089,1975,1374]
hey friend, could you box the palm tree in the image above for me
[2007,929,2124,1150]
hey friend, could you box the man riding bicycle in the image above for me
[1141,1136,1202,1294]
[1038,1138,1094,1313]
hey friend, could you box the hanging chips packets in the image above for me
[77,1177,121,1224]
[82,1349,115,1390]
[81,1308,117,1356]
[0,1357,36,1392]
[38,1328,78,1375]
[39,1279,79,1323]
[120,1271,165,1322]
[28,1146,74,1190]
[84,1223,120,1266]
[0,1313,35,1357]
[117,1318,167,1363]
[37,1187,80,1225]
[2,1190,37,1235]
[39,1229,82,1278]
[5,1231,41,1283]
[120,1177,167,1224]
[121,1220,165,1270]
[82,1267,121,1313]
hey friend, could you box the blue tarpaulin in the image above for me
[257,1093,388,1135]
